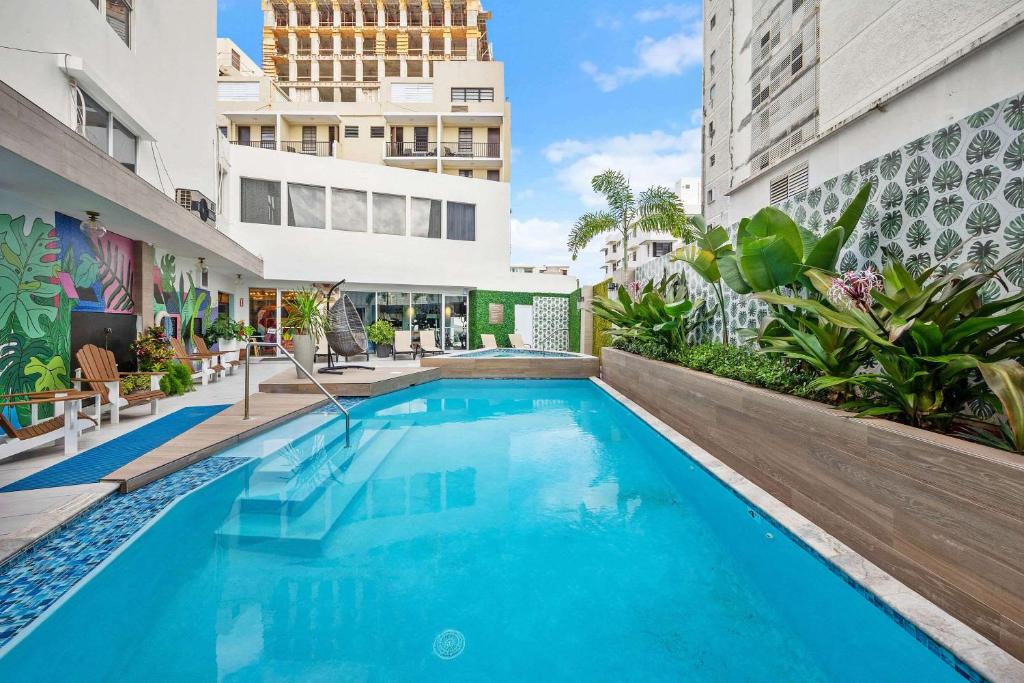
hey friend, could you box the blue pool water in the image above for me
[459,349,579,358]
[0,380,969,681]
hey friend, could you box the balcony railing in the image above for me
[442,142,501,158]
[385,141,438,157]
[279,140,334,157]
[231,140,277,151]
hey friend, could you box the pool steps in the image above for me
[216,418,413,552]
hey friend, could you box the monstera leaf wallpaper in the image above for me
[637,91,1024,345]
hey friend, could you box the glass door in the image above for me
[443,295,468,350]
[378,292,411,331]
[412,293,442,346]
[248,288,278,356]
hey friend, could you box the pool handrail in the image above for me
[242,339,351,447]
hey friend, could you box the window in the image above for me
[707,188,715,204]
[458,127,473,155]
[391,83,433,103]
[769,163,809,204]
[708,84,716,106]
[231,50,241,70]
[709,14,716,29]
[370,126,385,138]
[81,92,109,152]
[793,0,805,10]
[652,242,673,258]
[261,125,275,149]
[106,0,131,46]
[487,170,500,182]
[301,126,317,153]
[707,121,716,139]
[709,50,716,76]
[791,43,804,75]
[447,202,475,241]
[458,170,473,178]
[631,252,637,262]
[287,183,325,228]
[411,198,442,238]
[710,154,716,167]
[218,126,228,138]
[373,193,407,235]
[111,118,137,171]
[332,189,367,231]
[452,87,495,102]
[345,125,359,138]
[414,126,429,152]
[241,178,281,225]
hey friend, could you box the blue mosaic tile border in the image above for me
[0,456,252,650]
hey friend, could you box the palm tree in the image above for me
[567,170,692,269]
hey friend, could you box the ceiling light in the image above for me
[80,211,107,238]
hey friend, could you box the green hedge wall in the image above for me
[568,288,582,353]
[467,290,571,349]
[591,279,613,357]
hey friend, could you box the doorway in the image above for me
[514,304,533,347]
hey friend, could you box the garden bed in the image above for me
[601,348,1024,661]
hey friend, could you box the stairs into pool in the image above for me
[216,417,412,553]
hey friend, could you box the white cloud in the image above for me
[510,218,605,286]
[582,5,703,92]
[543,128,702,209]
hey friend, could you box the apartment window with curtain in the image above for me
[80,91,136,171]
[373,193,407,235]
[240,178,281,225]
[331,189,367,232]
[261,125,275,149]
[411,198,442,238]
[106,0,132,46]
[288,183,326,228]
[447,202,475,241]
[458,170,472,178]
[652,242,673,258]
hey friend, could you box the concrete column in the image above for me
[377,1,385,26]
[467,36,478,61]
[334,58,341,81]
[355,57,364,81]
[400,0,408,26]
[333,33,342,52]
[333,1,342,26]
[435,113,442,173]
[288,30,298,52]
[422,31,430,55]
[288,1,297,26]
[310,31,320,54]
[444,29,451,56]
[289,56,298,81]
[311,3,320,26]
[400,57,407,77]
[443,0,451,25]
[311,59,320,81]
[132,242,154,328]
[355,1,363,26]
[355,33,364,55]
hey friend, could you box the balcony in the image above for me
[231,139,278,151]
[385,141,438,157]
[278,140,334,157]
[442,142,500,159]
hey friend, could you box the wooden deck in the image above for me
[102,393,328,493]
[259,365,441,396]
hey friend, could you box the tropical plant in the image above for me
[282,289,329,337]
[91,234,135,312]
[671,216,734,344]
[567,170,692,264]
[24,356,68,394]
[159,362,195,396]
[120,373,150,396]
[674,341,820,397]
[0,214,61,337]
[130,326,175,372]
[590,275,714,351]
[367,319,395,346]
[203,314,244,345]
[962,360,1024,453]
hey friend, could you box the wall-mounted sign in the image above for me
[488,303,504,325]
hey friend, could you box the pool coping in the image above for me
[590,377,1024,683]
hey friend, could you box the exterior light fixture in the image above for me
[198,257,208,276]
[79,211,107,238]
[445,306,453,317]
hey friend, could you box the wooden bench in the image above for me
[168,337,215,386]
[74,344,166,426]
[0,390,99,460]
[193,336,240,377]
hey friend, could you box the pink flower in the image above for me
[827,269,882,312]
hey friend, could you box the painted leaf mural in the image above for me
[904,156,931,187]
[24,355,68,394]
[907,220,931,249]
[965,166,1001,200]
[880,183,903,210]
[1005,95,1024,131]
[966,203,1000,236]
[92,233,135,313]
[966,130,1001,164]
[904,187,930,218]
[0,332,51,427]
[0,214,60,338]
[1006,177,1024,210]
[967,106,997,128]
[933,195,964,227]
[1007,215,1024,250]
[880,150,902,180]
[967,240,1000,270]
[1004,133,1024,172]
[934,229,963,261]
[859,230,879,258]
[931,124,961,158]
[880,211,903,239]
[905,252,932,278]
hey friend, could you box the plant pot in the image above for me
[292,334,316,378]
[217,338,239,353]
[375,344,393,359]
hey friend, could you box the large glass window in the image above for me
[241,178,281,225]
[410,198,441,238]
[378,292,410,331]
[106,0,131,46]
[412,293,441,334]
[372,193,406,236]
[288,183,326,228]
[447,202,476,241]
[82,92,109,152]
[444,295,468,350]
[331,189,367,232]
[111,118,137,171]
[248,288,278,355]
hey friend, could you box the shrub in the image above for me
[119,374,150,396]
[367,319,395,345]
[611,337,678,363]
[677,343,820,397]
[159,362,195,396]
[131,326,174,372]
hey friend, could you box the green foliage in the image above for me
[568,289,582,353]
[590,274,713,351]
[964,360,1024,453]
[282,288,329,337]
[467,290,571,350]
[203,314,245,345]
[159,362,195,396]
[677,343,820,397]
[672,216,734,343]
[0,214,60,337]
[131,326,175,372]
[367,319,395,345]
[119,373,150,396]
[591,280,613,357]
[610,336,677,363]
[567,169,692,262]
[24,356,67,393]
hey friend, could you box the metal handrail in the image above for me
[243,340,351,447]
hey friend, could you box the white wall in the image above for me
[223,145,577,294]
[727,23,1024,221]
[0,0,217,199]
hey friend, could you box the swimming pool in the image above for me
[458,348,580,358]
[0,380,979,681]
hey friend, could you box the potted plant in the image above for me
[130,326,175,372]
[368,319,395,358]
[204,314,243,353]
[282,289,328,378]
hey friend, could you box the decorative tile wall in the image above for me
[532,296,570,351]
[635,90,1024,345]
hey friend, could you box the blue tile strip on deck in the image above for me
[0,455,252,649]
[0,405,232,493]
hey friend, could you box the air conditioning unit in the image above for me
[176,189,217,227]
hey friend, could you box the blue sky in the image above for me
[217,0,704,284]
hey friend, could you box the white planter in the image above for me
[217,338,239,353]
[292,334,316,378]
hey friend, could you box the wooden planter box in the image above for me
[601,348,1024,660]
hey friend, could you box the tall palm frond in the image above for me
[568,211,617,260]
[591,170,634,223]
[635,186,692,240]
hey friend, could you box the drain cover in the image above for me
[433,629,466,660]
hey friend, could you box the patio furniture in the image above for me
[509,334,531,349]
[0,391,99,459]
[481,334,498,349]
[418,329,444,357]
[74,344,167,425]
[319,280,374,375]
[168,337,214,386]
[393,330,417,360]
[193,336,235,377]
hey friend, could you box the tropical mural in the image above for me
[152,249,213,343]
[637,90,1024,344]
